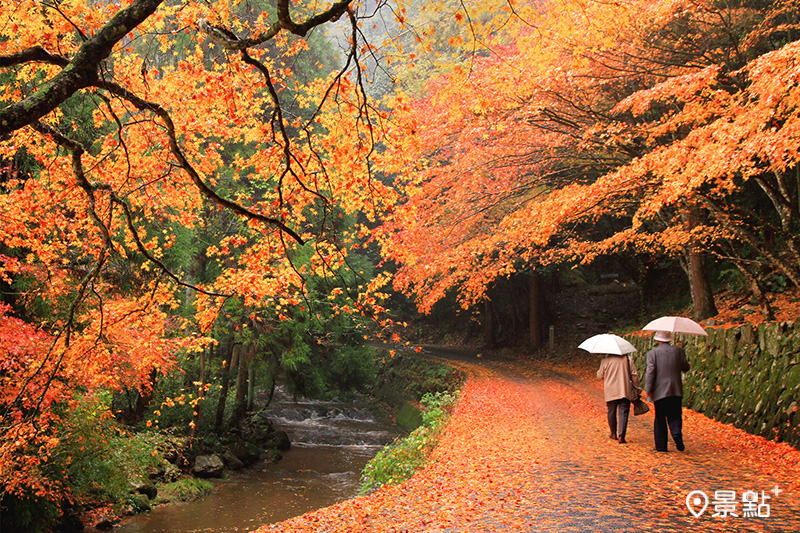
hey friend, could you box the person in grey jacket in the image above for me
[645,331,690,452]
[598,354,641,444]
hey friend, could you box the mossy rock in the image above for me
[127,493,151,513]
[740,323,755,345]
[394,400,423,432]
[723,328,739,358]
[765,323,783,356]
[757,322,769,352]
[153,478,213,505]
[793,321,800,351]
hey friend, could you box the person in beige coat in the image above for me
[597,354,641,444]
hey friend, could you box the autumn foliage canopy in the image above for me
[376,0,800,320]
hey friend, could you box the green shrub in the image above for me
[372,350,463,408]
[329,344,378,391]
[419,390,457,429]
[0,491,61,533]
[360,390,458,494]
[47,393,175,512]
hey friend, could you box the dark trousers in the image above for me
[606,398,631,439]
[654,396,683,451]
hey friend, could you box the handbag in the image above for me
[626,356,650,416]
[632,397,650,416]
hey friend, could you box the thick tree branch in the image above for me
[0,0,165,136]
[276,0,351,37]
[0,46,69,68]
[198,0,352,50]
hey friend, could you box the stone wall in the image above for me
[627,321,800,449]
[551,283,642,343]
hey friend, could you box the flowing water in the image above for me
[113,388,403,532]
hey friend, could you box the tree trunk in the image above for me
[247,363,255,411]
[683,205,718,320]
[483,295,497,347]
[215,342,235,431]
[796,165,800,214]
[190,346,207,440]
[734,261,775,320]
[687,250,718,320]
[529,270,543,351]
[133,370,158,422]
[116,369,158,425]
[230,344,253,427]
[263,352,279,409]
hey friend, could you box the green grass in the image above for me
[153,478,214,504]
[360,390,458,494]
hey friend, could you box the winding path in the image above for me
[253,349,800,532]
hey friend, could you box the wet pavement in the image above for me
[253,350,800,532]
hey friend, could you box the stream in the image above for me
[113,388,403,532]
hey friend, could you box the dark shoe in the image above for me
[609,433,617,440]
[674,434,685,451]
[654,448,668,452]
[618,437,627,444]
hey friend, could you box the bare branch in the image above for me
[197,0,353,49]
[95,80,306,243]
[114,197,233,298]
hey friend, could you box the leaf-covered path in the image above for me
[253,351,800,532]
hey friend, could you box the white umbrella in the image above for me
[578,334,637,355]
[642,316,708,336]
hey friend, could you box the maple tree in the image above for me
[0,0,400,511]
[377,0,800,329]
